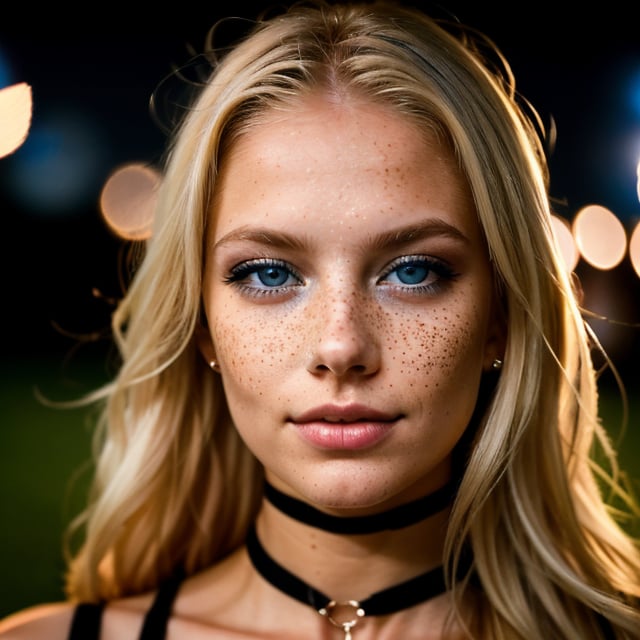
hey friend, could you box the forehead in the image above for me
[210,94,480,244]
[225,94,452,173]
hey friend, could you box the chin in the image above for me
[289,471,425,515]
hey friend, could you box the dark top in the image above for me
[67,572,184,640]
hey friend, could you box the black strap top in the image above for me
[68,571,184,640]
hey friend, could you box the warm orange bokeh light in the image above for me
[629,220,640,278]
[551,214,579,271]
[0,82,32,158]
[99,163,161,240]
[572,204,627,270]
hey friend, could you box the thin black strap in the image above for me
[66,572,184,640]
[138,570,185,640]
[68,602,105,640]
[596,612,617,640]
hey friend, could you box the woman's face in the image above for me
[200,96,503,513]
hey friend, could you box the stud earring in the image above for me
[491,358,503,371]
[209,360,219,372]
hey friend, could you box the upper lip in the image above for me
[291,403,401,424]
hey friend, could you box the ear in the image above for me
[482,297,507,372]
[194,322,218,369]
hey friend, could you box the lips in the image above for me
[292,403,399,423]
[290,403,402,450]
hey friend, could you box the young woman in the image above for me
[1,1,639,638]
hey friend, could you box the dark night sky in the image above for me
[1,1,639,372]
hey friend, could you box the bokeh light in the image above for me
[572,204,627,270]
[630,68,640,118]
[0,83,31,158]
[100,163,161,240]
[551,214,579,272]
[629,220,640,279]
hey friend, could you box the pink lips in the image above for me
[290,403,401,450]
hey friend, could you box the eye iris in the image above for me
[398,263,427,284]
[259,266,288,286]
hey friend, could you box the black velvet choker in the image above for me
[246,523,448,639]
[263,480,457,534]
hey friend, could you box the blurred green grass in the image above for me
[1,358,639,618]
[1,357,103,618]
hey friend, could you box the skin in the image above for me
[199,93,504,514]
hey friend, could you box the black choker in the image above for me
[264,480,456,534]
[246,523,447,639]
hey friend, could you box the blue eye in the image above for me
[380,256,457,292]
[225,259,301,292]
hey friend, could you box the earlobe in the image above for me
[195,322,218,370]
[483,350,504,373]
[483,300,507,372]
[483,334,506,373]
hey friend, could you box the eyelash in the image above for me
[223,255,458,296]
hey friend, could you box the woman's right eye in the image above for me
[224,258,302,293]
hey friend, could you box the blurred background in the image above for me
[1,0,639,617]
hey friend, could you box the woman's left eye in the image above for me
[379,256,457,291]
[224,258,302,293]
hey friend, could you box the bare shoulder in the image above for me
[0,601,75,640]
[0,595,155,640]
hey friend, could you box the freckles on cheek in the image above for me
[211,309,305,386]
[383,306,479,392]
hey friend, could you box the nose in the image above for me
[306,291,381,378]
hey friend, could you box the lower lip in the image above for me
[292,421,396,450]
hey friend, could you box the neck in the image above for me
[255,495,451,602]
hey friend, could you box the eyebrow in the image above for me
[213,217,470,252]
[369,218,470,251]
[213,227,308,251]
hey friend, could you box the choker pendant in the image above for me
[318,600,365,639]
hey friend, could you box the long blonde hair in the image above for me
[65,1,640,637]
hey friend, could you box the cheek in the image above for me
[210,305,307,384]
[387,305,484,376]
[385,300,488,426]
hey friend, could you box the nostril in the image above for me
[314,362,369,375]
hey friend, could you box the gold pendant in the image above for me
[318,600,365,639]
